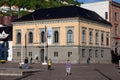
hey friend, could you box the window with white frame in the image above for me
[82,49,85,57]
[89,29,93,44]
[106,33,109,46]
[101,32,104,45]
[29,52,32,56]
[54,31,59,43]
[114,12,118,21]
[54,52,58,57]
[95,31,99,45]
[68,52,72,57]
[28,32,33,43]
[115,25,118,37]
[67,30,73,43]
[82,28,86,43]
[16,32,21,44]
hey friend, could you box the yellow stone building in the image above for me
[12,6,111,64]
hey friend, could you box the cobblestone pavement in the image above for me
[0,62,120,80]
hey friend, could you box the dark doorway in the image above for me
[40,49,44,63]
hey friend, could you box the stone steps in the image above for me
[0,68,44,76]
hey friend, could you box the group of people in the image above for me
[19,56,90,77]
[47,59,72,76]
[19,57,33,69]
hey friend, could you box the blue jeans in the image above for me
[24,63,29,69]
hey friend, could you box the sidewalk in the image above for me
[0,62,120,80]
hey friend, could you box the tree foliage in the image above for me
[0,0,81,16]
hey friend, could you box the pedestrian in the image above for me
[24,57,29,69]
[30,57,33,64]
[66,60,71,76]
[19,61,22,69]
[47,59,52,70]
[87,57,90,64]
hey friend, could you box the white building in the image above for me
[81,1,120,56]
[81,1,109,21]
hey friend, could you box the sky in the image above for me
[77,0,120,3]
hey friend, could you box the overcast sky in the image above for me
[77,0,120,3]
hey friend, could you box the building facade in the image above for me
[12,6,111,64]
[81,1,120,56]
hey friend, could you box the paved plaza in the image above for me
[0,62,120,80]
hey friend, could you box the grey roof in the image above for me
[13,6,111,26]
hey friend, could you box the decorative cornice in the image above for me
[12,17,79,26]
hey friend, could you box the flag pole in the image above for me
[42,25,47,65]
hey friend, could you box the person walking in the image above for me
[87,57,90,64]
[24,57,29,69]
[47,59,52,70]
[66,60,71,76]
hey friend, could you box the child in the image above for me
[66,60,71,76]
[47,59,52,70]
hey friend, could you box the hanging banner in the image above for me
[47,28,52,45]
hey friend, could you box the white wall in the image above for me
[81,1,109,21]
[7,41,13,61]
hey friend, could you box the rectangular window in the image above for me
[68,52,72,57]
[54,52,58,57]
[106,33,109,46]
[29,52,32,56]
[105,12,108,19]
[95,50,98,58]
[82,49,85,57]
[95,31,99,45]
[17,52,21,56]
[82,27,86,43]
[114,12,118,21]
[101,32,104,45]
[89,29,93,44]
[115,25,118,37]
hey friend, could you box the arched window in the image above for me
[41,31,45,43]
[67,30,73,43]
[17,32,21,44]
[54,31,59,43]
[28,32,33,43]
